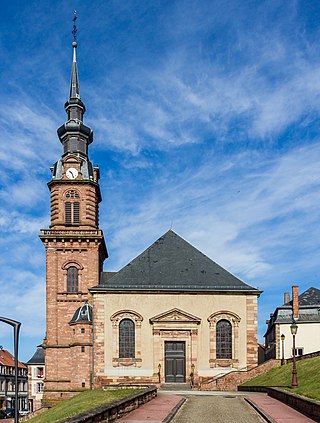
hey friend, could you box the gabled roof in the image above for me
[27,345,45,365]
[95,230,260,294]
[0,349,26,369]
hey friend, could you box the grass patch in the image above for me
[28,388,140,423]
[241,356,320,401]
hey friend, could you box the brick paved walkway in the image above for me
[117,392,183,422]
[117,392,318,423]
[247,395,316,422]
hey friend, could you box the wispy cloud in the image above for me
[1,0,320,358]
[104,141,320,285]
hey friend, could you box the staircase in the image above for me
[160,383,192,391]
[199,359,280,391]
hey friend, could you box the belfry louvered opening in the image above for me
[65,191,80,225]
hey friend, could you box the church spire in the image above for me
[69,10,80,100]
[64,10,86,116]
[56,11,93,159]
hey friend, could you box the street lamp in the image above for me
[158,363,161,383]
[281,334,285,366]
[0,317,21,423]
[290,321,298,388]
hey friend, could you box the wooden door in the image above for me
[165,341,186,383]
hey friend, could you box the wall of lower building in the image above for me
[28,364,45,411]
[93,291,259,386]
[278,322,320,359]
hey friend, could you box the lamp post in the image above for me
[281,334,285,366]
[190,363,195,389]
[290,321,298,388]
[158,363,161,383]
[0,317,21,423]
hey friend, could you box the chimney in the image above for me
[292,285,299,319]
[284,292,290,304]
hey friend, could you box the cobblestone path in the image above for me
[171,395,265,423]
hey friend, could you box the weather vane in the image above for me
[72,10,77,44]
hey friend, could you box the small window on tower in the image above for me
[65,192,80,225]
[70,137,78,152]
[67,266,78,293]
[66,190,79,199]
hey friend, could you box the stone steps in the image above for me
[160,383,192,391]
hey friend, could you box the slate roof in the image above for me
[96,230,260,293]
[283,287,320,306]
[264,287,320,336]
[69,302,93,324]
[27,345,45,365]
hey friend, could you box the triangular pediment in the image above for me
[150,308,201,324]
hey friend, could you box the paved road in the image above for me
[171,395,265,423]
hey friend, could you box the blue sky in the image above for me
[0,0,320,362]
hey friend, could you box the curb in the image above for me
[244,397,277,423]
[163,398,187,423]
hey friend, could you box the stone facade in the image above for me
[40,41,107,400]
[92,291,260,388]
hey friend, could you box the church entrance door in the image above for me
[164,341,186,383]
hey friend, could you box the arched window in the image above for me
[65,190,80,225]
[119,319,135,358]
[67,266,78,293]
[216,319,232,359]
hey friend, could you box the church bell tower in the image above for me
[40,14,107,400]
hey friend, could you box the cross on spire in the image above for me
[72,10,77,44]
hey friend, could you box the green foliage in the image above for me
[28,388,140,423]
[241,356,320,401]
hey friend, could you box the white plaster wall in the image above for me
[102,292,253,377]
[278,322,320,359]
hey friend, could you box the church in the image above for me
[39,36,261,400]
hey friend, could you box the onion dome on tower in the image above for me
[51,10,96,181]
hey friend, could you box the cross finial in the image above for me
[72,10,77,46]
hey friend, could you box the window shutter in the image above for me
[73,202,80,223]
[65,202,72,224]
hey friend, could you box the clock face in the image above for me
[66,168,78,179]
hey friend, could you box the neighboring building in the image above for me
[27,346,45,411]
[40,36,262,400]
[265,286,320,361]
[0,348,28,413]
[258,344,266,364]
